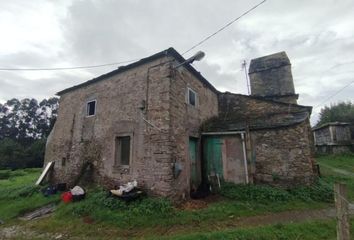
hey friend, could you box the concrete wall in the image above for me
[45,55,218,200]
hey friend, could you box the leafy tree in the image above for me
[316,101,354,126]
[316,101,354,139]
[0,138,26,169]
[0,97,59,169]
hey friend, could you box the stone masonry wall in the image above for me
[251,120,316,186]
[216,93,316,186]
[249,52,297,104]
[169,65,218,200]
[45,55,218,200]
[45,56,176,197]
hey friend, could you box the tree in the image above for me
[0,97,59,169]
[316,101,354,139]
[316,102,354,127]
[0,138,26,169]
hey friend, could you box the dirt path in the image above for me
[1,206,354,239]
[159,205,354,237]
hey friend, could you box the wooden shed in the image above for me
[313,122,353,154]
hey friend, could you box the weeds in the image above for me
[55,187,174,227]
[220,180,334,203]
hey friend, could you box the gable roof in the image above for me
[202,92,312,132]
[57,47,218,96]
[220,92,312,113]
[204,111,310,132]
[312,122,350,131]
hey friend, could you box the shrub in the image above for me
[289,180,334,203]
[128,197,174,215]
[220,180,334,203]
[220,182,291,202]
[0,170,11,179]
[65,188,174,218]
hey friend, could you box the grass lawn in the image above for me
[317,153,354,201]
[1,153,354,239]
[0,169,59,221]
[155,219,354,240]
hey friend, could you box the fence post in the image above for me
[334,183,350,240]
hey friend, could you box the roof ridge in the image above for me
[57,47,218,95]
[219,92,312,111]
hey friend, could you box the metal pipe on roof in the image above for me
[241,133,249,184]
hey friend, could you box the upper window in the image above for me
[187,88,197,107]
[86,100,96,116]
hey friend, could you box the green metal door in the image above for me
[189,138,199,190]
[203,136,223,179]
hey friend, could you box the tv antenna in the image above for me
[242,60,251,95]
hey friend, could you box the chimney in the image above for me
[248,51,298,104]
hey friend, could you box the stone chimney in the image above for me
[248,51,298,104]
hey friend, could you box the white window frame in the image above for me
[187,87,197,107]
[86,99,97,117]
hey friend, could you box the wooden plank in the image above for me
[334,183,350,240]
[35,161,54,185]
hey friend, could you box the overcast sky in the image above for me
[0,0,353,125]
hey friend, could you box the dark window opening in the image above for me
[188,89,196,106]
[87,100,96,116]
[62,157,66,167]
[115,136,131,166]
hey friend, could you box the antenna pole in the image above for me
[242,60,251,95]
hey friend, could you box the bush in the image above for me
[220,180,334,203]
[220,183,291,202]
[65,188,174,218]
[289,180,334,203]
[0,170,11,179]
[128,197,174,215]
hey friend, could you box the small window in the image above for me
[188,88,197,106]
[86,100,96,116]
[62,157,66,167]
[115,136,131,166]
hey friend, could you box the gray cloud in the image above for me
[0,0,353,126]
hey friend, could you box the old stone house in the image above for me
[313,122,353,154]
[44,48,317,200]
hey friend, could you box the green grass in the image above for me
[317,153,354,172]
[156,219,354,240]
[0,168,59,221]
[317,153,354,201]
[2,154,354,239]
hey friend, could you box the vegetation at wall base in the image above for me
[220,179,334,203]
[1,154,354,239]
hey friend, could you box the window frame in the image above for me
[114,134,133,167]
[86,99,97,117]
[187,87,197,107]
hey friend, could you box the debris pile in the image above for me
[110,180,144,201]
